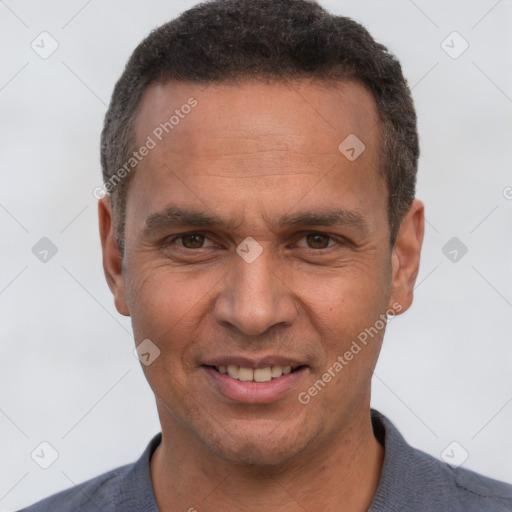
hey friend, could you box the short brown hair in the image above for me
[101,0,419,255]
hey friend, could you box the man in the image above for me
[20,0,512,510]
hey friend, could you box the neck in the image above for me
[150,401,384,512]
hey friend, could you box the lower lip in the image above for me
[203,366,308,404]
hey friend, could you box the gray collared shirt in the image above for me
[19,409,512,511]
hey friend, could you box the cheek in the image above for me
[124,268,205,401]
[126,264,202,337]
[124,263,227,379]
[301,273,388,412]
[303,259,391,336]
[125,270,173,342]
[302,261,391,390]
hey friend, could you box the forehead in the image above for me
[127,79,385,232]
[134,79,380,161]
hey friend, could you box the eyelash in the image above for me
[165,231,345,253]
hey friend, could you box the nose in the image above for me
[212,249,298,336]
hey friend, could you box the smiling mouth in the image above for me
[205,364,306,383]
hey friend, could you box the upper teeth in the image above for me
[217,365,292,382]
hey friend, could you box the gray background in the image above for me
[1,0,511,510]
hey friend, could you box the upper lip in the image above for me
[202,355,307,369]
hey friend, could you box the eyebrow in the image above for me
[143,206,370,236]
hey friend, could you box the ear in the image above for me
[389,199,425,315]
[98,196,130,316]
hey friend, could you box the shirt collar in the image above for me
[368,408,455,511]
[125,409,453,511]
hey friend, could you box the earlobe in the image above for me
[98,197,130,317]
[388,199,425,315]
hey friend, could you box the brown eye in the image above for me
[305,233,332,249]
[180,233,205,249]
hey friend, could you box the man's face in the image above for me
[102,80,416,465]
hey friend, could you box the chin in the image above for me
[196,418,319,467]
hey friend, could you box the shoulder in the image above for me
[370,409,512,511]
[411,445,512,511]
[439,456,512,511]
[17,463,133,512]
[17,434,161,512]
[404,439,512,511]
